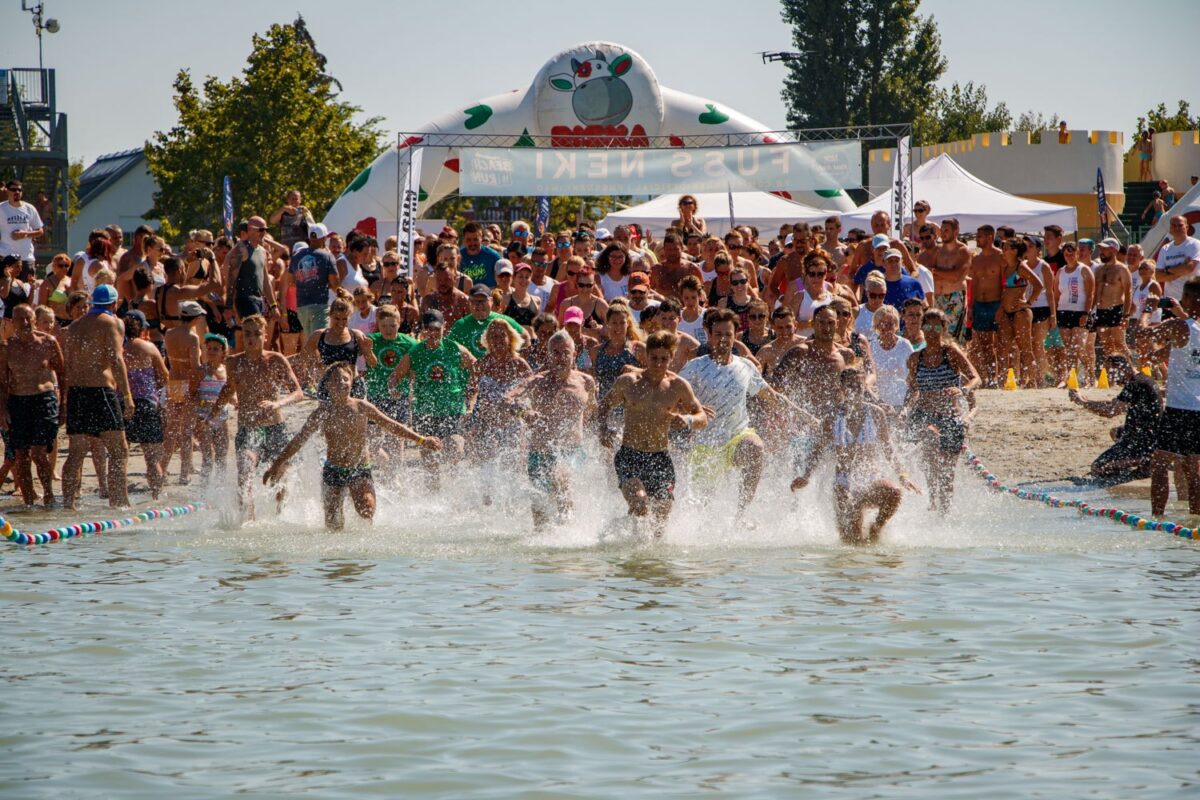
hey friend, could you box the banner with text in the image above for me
[397,147,424,277]
[458,142,861,196]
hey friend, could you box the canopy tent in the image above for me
[323,40,857,238]
[597,191,835,237]
[1139,181,1200,258]
[839,154,1078,233]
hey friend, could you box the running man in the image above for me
[791,367,920,544]
[264,363,441,530]
[678,308,814,513]
[0,305,66,506]
[208,313,304,520]
[508,330,599,531]
[597,331,708,538]
[161,301,206,484]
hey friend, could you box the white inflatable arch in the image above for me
[323,41,855,236]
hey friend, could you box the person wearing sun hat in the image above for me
[60,283,135,510]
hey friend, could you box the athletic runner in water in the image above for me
[264,363,441,530]
[597,331,708,539]
[791,367,919,544]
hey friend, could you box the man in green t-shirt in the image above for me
[447,285,528,358]
[389,309,475,489]
[366,305,418,422]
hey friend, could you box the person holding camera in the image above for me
[269,190,314,250]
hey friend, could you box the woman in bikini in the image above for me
[995,238,1043,388]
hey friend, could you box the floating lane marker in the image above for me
[1,502,208,546]
[962,450,1197,541]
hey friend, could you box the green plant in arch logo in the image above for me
[549,51,634,126]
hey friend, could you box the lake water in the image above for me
[2,455,1198,798]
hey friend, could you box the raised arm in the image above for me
[262,407,324,485]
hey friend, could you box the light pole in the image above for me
[21,1,61,74]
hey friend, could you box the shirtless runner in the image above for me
[597,331,708,538]
[61,284,135,510]
[1091,237,1133,358]
[208,313,303,520]
[0,305,66,506]
[263,363,441,530]
[508,330,599,531]
[162,301,206,484]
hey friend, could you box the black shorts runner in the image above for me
[234,422,289,462]
[411,413,462,441]
[66,386,125,437]
[614,446,676,500]
[1155,407,1200,456]
[1031,307,1052,324]
[7,391,59,451]
[125,398,164,445]
[1056,310,1087,329]
[373,396,410,424]
[909,409,965,454]
[321,462,373,489]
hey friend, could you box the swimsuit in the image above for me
[614,446,675,500]
[321,461,373,489]
[527,448,586,493]
[831,410,883,492]
[126,366,165,444]
[234,422,289,461]
[912,348,965,453]
[66,386,125,437]
[971,300,1001,333]
[936,291,967,340]
[6,391,59,451]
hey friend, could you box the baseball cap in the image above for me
[784,233,795,246]
[515,261,532,273]
[292,241,307,255]
[91,284,119,305]
[122,309,148,326]
[883,248,903,260]
[629,271,650,288]
[495,259,514,276]
[420,309,444,328]
[247,215,268,230]
[179,301,206,319]
[1099,237,1121,250]
[595,227,612,241]
[563,306,585,326]
[469,284,492,298]
[871,234,890,249]
[1078,238,1095,247]
[573,230,593,242]
[307,222,329,239]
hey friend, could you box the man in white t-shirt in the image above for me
[678,307,813,513]
[0,180,44,269]
[1157,215,1200,302]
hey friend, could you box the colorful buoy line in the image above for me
[962,450,1198,541]
[1,502,208,546]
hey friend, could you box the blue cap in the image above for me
[871,233,890,249]
[1078,238,1095,247]
[91,284,119,305]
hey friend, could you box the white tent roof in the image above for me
[1140,181,1200,258]
[840,154,1078,234]
[598,191,835,237]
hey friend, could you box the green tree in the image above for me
[912,81,1013,145]
[779,0,947,129]
[425,194,628,233]
[1013,109,1062,144]
[145,16,383,234]
[1134,100,1200,138]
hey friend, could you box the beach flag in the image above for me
[535,196,550,234]
[222,176,234,241]
[727,185,736,228]
[892,136,913,239]
[1096,168,1111,239]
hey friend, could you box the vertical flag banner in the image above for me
[535,196,550,235]
[1096,167,1111,239]
[222,176,234,241]
[892,136,912,239]
[727,185,736,229]
[397,147,424,277]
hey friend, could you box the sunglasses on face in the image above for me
[681,200,695,206]
[576,282,594,288]
[921,323,943,332]
[383,261,399,267]
[806,271,826,278]
[513,230,529,238]
[836,311,852,318]
[556,242,571,248]
[868,292,886,299]
[731,278,749,285]
[919,235,934,241]
[630,290,647,296]
[749,313,767,319]
[533,261,551,267]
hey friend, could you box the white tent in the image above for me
[839,154,1078,234]
[1139,181,1200,258]
[597,191,836,237]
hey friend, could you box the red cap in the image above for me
[247,215,268,230]
[628,271,649,288]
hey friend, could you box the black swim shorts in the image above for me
[7,391,59,451]
[234,422,289,462]
[614,446,676,500]
[1155,407,1200,457]
[321,462,373,489]
[1056,310,1087,329]
[66,386,125,437]
[1094,305,1125,329]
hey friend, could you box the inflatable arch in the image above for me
[323,41,856,237]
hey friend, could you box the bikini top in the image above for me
[317,331,360,365]
[1004,268,1028,289]
[127,367,158,403]
[915,347,962,392]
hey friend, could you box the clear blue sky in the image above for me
[3,0,1197,166]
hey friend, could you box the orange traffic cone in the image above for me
[1003,368,1018,390]
[1066,368,1080,390]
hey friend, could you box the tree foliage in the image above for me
[425,194,629,233]
[144,16,383,234]
[1135,100,1200,138]
[912,81,1012,145]
[779,0,947,129]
